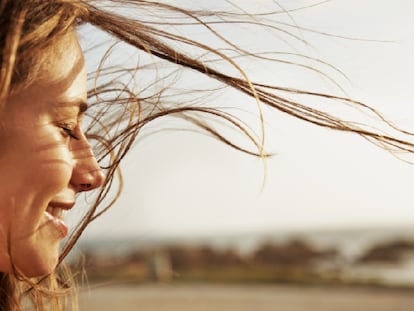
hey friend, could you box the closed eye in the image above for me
[61,127,80,140]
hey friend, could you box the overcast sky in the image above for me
[76,0,414,240]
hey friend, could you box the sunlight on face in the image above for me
[0,32,105,277]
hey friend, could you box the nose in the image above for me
[69,141,105,192]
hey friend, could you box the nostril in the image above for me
[80,183,92,190]
[71,161,105,192]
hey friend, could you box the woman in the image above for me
[1,1,413,310]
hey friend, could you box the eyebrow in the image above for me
[50,100,89,125]
[56,99,88,115]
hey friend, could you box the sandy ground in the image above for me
[79,283,414,311]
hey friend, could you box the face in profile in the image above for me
[0,32,105,277]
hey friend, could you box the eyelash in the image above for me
[61,126,80,140]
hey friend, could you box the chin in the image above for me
[22,258,59,278]
[11,240,61,278]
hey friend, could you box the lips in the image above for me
[44,201,74,238]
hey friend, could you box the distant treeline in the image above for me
[71,238,414,286]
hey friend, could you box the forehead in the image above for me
[4,32,87,118]
[35,34,87,113]
[38,32,85,86]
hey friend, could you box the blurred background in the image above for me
[71,1,414,310]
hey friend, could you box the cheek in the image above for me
[0,146,73,203]
[32,149,73,194]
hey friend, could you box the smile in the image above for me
[46,205,65,220]
[44,202,74,238]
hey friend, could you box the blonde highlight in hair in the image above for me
[0,4,26,106]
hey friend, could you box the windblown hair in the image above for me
[1,0,414,310]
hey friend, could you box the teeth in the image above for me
[47,206,53,214]
[55,208,62,218]
[45,206,66,220]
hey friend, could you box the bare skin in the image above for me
[0,32,104,277]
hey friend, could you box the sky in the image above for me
[75,0,414,240]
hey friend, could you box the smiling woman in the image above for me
[1,1,414,311]
[0,31,104,278]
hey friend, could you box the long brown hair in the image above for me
[1,1,414,310]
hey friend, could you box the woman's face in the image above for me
[0,33,105,277]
